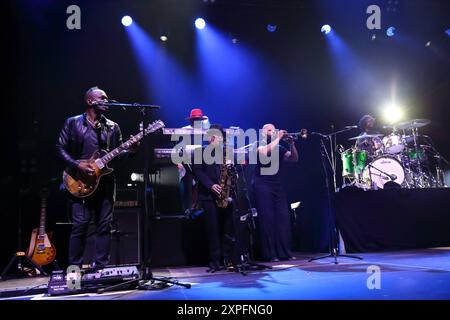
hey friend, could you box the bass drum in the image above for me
[362,156,405,189]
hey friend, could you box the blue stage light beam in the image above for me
[322,28,378,110]
[123,21,197,125]
[195,23,287,125]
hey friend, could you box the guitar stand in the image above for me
[1,252,48,280]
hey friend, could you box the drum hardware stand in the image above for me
[410,127,425,188]
[308,136,362,264]
[421,136,450,188]
[96,101,191,293]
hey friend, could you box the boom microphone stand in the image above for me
[232,164,271,275]
[309,132,362,264]
[96,101,190,293]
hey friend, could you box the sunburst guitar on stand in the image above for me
[26,188,57,266]
[63,120,165,198]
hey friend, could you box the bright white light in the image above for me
[321,24,332,34]
[195,18,206,30]
[121,16,133,27]
[160,35,168,42]
[383,103,404,124]
[386,26,396,37]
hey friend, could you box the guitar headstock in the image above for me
[146,120,165,133]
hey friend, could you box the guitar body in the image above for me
[62,120,165,198]
[27,230,56,266]
[63,150,114,198]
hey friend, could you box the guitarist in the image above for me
[56,86,139,270]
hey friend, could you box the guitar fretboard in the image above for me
[39,198,47,237]
[99,121,163,165]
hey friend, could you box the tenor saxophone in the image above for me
[216,164,236,208]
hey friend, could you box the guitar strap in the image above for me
[106,124,111,151]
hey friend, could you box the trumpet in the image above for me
[282,128,308,140]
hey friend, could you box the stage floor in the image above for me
[2,247,450,300]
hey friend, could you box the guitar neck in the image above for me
[100,127,152,164]
[39,197,47,237]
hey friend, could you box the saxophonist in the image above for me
[192,124,237,272]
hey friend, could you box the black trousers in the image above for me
[253,179,292,260]
[201,200,237,266]
[68,180,115,267]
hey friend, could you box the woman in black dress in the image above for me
[253,124,299,262]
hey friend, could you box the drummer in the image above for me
[356,114,383,157]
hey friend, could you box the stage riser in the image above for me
[335,188,450,252]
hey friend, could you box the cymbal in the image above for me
[396,119,431,130]
[348,133,384,141]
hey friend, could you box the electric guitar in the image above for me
[63,120,165,198]
[26,188,56,266]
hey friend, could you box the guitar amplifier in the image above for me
[83,206,141,266]
[114,186,140,208]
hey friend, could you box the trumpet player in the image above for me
[192,124,238,272]
[253,124,298,262]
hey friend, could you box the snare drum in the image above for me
[382,134,404,154]
[341,148,367,178]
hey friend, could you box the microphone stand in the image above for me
[309,131,362,264]
[98,101,190,294]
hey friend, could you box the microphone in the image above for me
[344,125,358,129]
[389,174,397,180]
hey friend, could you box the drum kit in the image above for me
[340,119,447,190]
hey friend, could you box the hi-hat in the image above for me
[348,133,384,141]
[396,119,431,130]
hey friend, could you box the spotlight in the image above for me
[321,24,332,34]
[130,173,143,182]
[445,29,450,37]
[231,38,238,44]
[386,26,396,37]
[267,24,277,33]
[383,103,403,124]
[160,35,168,42]
[195,18,206,30]
[371,34,377,41]
[121,15,133,27]
[425,41,431,47]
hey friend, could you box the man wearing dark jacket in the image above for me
[56,86,137,269]
[192,124,237,272]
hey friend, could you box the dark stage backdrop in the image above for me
[2,0,449,270]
